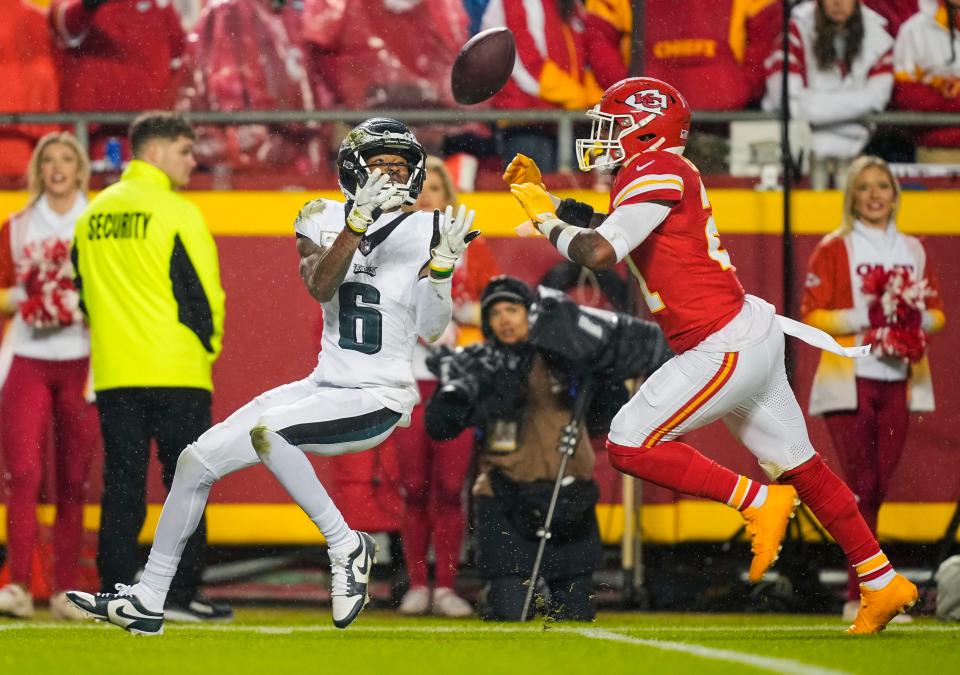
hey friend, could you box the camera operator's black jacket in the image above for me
[423,294,672,579]
[424,292,672,454]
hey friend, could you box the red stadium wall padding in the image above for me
[1,233,957,519]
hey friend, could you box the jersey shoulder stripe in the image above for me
[612,153,687,209]
[613,173,684,207]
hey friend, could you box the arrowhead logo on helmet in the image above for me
[623,90,669,116]
[576,77,691,172]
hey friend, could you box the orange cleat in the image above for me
[846,574,918,635]
[741,485,800,583]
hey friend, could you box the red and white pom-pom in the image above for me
[864,325,927,363]
[861,267,933,363]
[15,237,82,329]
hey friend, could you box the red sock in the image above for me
[779,454,881,566]
[607,439,740,503]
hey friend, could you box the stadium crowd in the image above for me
[1,0,959,186]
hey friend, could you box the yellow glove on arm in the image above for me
[502,153,544,188]
[510,182,565,239]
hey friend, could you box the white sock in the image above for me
[258,430,356,551]
[137,446,217,613]
[132,568,168,612]
[855,551,896,591]
[727,476,768,511]
[750,484,769,509]
[861,569,896,591]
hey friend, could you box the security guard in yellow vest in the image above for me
[72,112,231,622]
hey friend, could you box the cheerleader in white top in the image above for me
[0,133,97,621]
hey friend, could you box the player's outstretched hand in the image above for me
[429,204,480,280]
[502,153,544,188]
[510,182,557,226]
[346,169,400,234]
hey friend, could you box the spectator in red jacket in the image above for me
[482,0,602,173]
[49,0,186,161]
[864,0,919,37]
[764,0,895,188]
[177,0,332,175]
[585,0,780,108]
[0,132,96,622]
[893,0,960,156]
[0,0,60,180]
[801,155,944,621]
[302,0,466,110]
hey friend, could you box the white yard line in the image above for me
[584,623,960,633]
[0,621,955,634]
[0,621,879,674]
[574,628,851,675]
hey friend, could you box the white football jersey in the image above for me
[295,199,437,414]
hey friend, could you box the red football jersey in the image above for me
[610,151,745,353]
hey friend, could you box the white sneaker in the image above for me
[398,586,430,615]
[0,583,34,618]
[329,532,377,629]
[49,591,88,621]
[66,584,164,635]
[432,587,473,618]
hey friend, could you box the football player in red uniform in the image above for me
[507,77,916,634]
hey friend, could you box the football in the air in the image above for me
[451,27,517,105]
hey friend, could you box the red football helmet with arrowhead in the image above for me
[576,77,691,172]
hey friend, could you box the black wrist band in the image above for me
[556,198,595,229]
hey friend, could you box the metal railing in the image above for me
[3,109,960,172]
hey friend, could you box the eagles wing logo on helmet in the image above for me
[623,90,669,116]
[344,128,368,150]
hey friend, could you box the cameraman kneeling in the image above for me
[425,276,670,621]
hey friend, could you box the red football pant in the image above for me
[606,439,739,504]
[0,356,98,590]
[824,378,908,600]
[607,439,883,580]
[778,454,881,570]
[393,381,474,589]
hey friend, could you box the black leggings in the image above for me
[95,387,211,603]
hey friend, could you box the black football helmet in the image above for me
[337,118,426,206]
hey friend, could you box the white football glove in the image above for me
[345,169,402,234]
[429,204,480,281]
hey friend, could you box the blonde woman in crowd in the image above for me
[0,132,96,620]
[802,155,945,620]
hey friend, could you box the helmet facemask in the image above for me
[354,150,425,207]
[576,107,664,172]
[338,121,426,208]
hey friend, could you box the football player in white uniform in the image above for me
[65,118,479,635]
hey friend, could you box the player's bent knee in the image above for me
[607,408,632,443]
[605,438,647,473]
[761,443,817,480]
[250,424,274,459]
[176,444,217,488]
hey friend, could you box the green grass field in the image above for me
[2,609,957,675]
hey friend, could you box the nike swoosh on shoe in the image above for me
[109,601,161,628]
